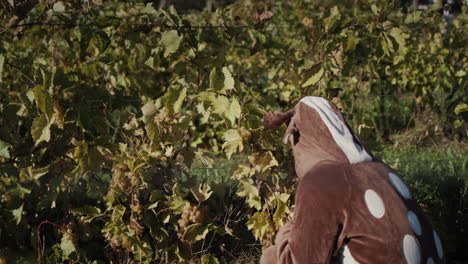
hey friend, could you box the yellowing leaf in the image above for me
[270,193,291,226]
[332,45,344,69]
[191,184,213,202]
[212,95,230,115]
[223,67,235,91]
[95,30,111,53]
[162,86,187,115]
[9,183,31,199]
[196,102,211,124]
[11,204,23,225]
[21,165,50,180]
[53,2,66,12]
[169,195,190,214]
[141,101,157,123]
[160,30,183,57]
[237,179,261,210]
[173,87,187,114]
[73,141,103,173]
[247,196,262,210]
[224,98,241,126]
[183,223,211,242]
[246,212,269,240]
[71,206,102,223]
[222,129,243,159]
[249,151,279,173]
[33,85,53,119]
[454,104,468,114]
[273,199,287,226]
[237,179,259,198]
[31,115,54,146]
[0,140,10,159]
[201,254,220,264]
[302,66,324,87]
[389,27,407,52]
[210,67,224,92]
[60,233,77,260]
[232,165,252,180]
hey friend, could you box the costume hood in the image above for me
[264,96,372,178]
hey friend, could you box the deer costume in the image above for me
[261,96,444,264]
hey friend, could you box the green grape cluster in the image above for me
[130,215,144,235]
[127,171,141,187]
[177,204,206,230]
[111,165,129,189]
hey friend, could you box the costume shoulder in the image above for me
[297,160,351,204]
[283,161,350,264]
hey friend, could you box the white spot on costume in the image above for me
[403,235,421,264]
[364,189,385,218]
[407,211,422,236]
[433,230,443,258]
[388,172,412,199]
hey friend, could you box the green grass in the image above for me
[377,148,468,263]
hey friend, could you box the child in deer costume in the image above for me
[261,96,444,264]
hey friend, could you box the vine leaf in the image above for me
[232,165,253,180]
[211,95,229,115]
[302,64,324,87]
[33,85,53,120]
[20,165,50,181]
[60,233,77,260]
[9,183,31,199]
[209,67,224,92]
[160,30,183,57]
[53,2,66,13]
[201,254,220,264]
[237,179,259,198]
[389,27,407,52]
[173,87,187,114]
[270,193,291,226]
[95,30,111,53]
[224,98,241,126]
[0,140,10,159]
[191,184,213,202]
[183,223,211,242]
[169,195,190,214]
[223,67,235,92]
[237,179,261,210]
[454,104,468,114]
[31,115,54,146]
[71,206,102,223]
[162,87,187,115]
[249,151,279,173]
[73,141,103,174]
[222,129,243,159]
[246,212,269,240]
[11,204,24,225]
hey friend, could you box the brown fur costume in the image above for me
[261,97,444,264]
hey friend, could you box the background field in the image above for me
[0,0,466,263]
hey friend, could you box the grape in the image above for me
[130,218,144,235]
[128,171,141,187]
[110,235,121,247]
[112,165,129,189]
